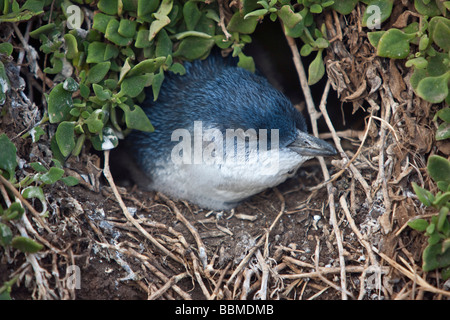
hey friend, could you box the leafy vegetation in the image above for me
[1,0,448,158]
[409,155,450,280]
[0,133,78,254]
[0,0,344,159]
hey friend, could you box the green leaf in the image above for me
[29,126,45,143]
[437,108,450,123]
[149,15,171,41]
[443,266,450,281]
[91,127,119,151]
[429,17,450,48]
[47,83,73,123]
[128,57,166,77]
[412,182,434,207]
[0,223,13,247]
[86,61,111,84]
[157,0,174,16]
[422,241,450,272]
[437,181,450,193]
[426,52,448,77]
[416,72,450,104]
[213,34,233,49]
[428,155,450,184]
[93,13,115,34]
[405,57,428,69]
[104,44,119,61]
[237,52,255,73]
[228,12,258,34]
[98,0,118,15]
[21,0,44,12]
[138,0,160,21]
[118,19,137,38]
[155,29,173,57]
[172,30,212,40]
[64,34,78,60]
[244,8,268,19]
[314,37,329,49]
[284,16,305,38]
[39,167,64,185]
[2,202,24,221]
[71,133,85,157]
[277,5,302,29]
[29,23,55,39]
[0,61,9,106]
[152,69,165,100]
[183,1,202,31]
[135,29,152,48]
[434,191,450,208]
[86,42,107,64]
[61,176,79,186]
[410,68,427,91]
[427,223,437,238]
[408,218,429,232]
[376,28,415,59]
[119,104,154,132]
[422,243,440,271]
[437,206,449,233]
[419,34,430,51]
[0,133,17,180]
[310,4,322,13]
[432,19,450,52]
[63,77,79,92]
[242,0,260,14]
[0,42,13,56]
[43,55,63,74]
[92,84,111,101]
[362,0,394,27]
[22,186,45,202]
[118,58,132,84]
[414,0,441,17]
[168,63,186,75]
[205,8,220,22]
[84,109,105,133]
[308,50,325,85]
[195,13,216,35]
[11,236,43,253]
[79,83,90,99]
[300,44,313,56]
[173,37,215,60]
[119,75,150,98]
[331,0,358,14]
[105,19,133,46]
[29,162,48,173]
[50,136,65,164]
[55,121,76,157]
[436,122,450,141]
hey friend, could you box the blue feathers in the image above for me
[129,55,306,163]
[125,54,334,209]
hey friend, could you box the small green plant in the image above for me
[20,0,340,159]
[409,155,450,279]
[366,1,450,105]
[0,133,78,253]
[434,107,450,141]
[0,276,18,300]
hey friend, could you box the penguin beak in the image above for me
[288,130,337,157]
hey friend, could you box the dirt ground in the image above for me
[3,149,384,300]
[1,2,450,300]
[1,135,442,300]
